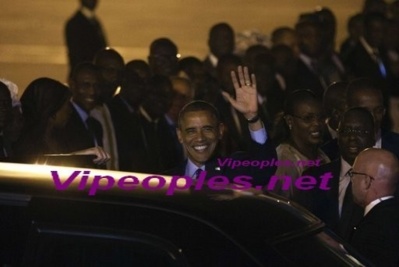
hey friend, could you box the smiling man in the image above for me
[166,66,277,187]
[45,62,109,168]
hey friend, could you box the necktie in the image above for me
[373,50,387,78]
[86,117,103,147]
[193,168,203,180]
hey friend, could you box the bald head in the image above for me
[352,148,399,207]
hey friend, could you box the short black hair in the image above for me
[177,100,220,128]
[149,38,178,55]
[70,62,99,81]
[284,89,319,116]
[346,77,385,107]
[339,107,375,131]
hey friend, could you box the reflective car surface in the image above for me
[0,163,372,266]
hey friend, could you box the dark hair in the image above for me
[284,89,318,115]
[209,22,234,38]
[346,77,385,107]
[271,27,295,44]
[323,81,348,116]
[149,38,178,55]
[70,62,99,81]
[177,100,220,128]
[339,107,375,129]
[93,48,124,66]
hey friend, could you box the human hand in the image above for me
[70,146,111,165]
[222,65,258,119]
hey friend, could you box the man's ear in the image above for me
[176,128,183,144]
[218,123,225,139]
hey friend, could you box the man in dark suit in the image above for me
[106,69,145,171]
[343,12,393,87]
[203,23,235,78]
[349,148,399,267]
[65,0,107,75]
[45,62,109,168]
[294,19,345,99]
[297,107,375,241]
[322,77,399,160]
[167,66,277,187]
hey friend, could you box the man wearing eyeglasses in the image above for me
[296,107,375,241]
[349,148,399,267]
[346,77,399,160]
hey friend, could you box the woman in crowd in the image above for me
[14,77,71,163]
[271,90,330,199]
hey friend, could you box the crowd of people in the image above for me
[1,0,399,265]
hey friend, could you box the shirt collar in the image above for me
[139,106,157,123]
[119,96,135,113]
[339,158,352,178]
[373,129,382,149]
[80,6,95,19]
[364,196,395,216]
[299,53,313,69]
[185,158,205,177]
[164,114,175,126]
[208,53,218,67]
[71,99,89,123]
[326,120,338,140]
[359,37,377,57]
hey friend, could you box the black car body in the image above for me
[0,162,372,266]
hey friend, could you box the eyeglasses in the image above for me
[291,114,326,123]
[348,170,375,182]
[338,128,371,136]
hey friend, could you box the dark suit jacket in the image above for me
[293,59,326,99]
[344,41,391,81]
[65,10,107,71]
[203,56,217,78]
[107,95,139,171]
[165,138,277,187]
[350,198,399,267]
[122,112,181,174]
[44,103,101,168]
[296,160,363,241]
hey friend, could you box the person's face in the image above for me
[286,99,324,147]
[70,69,99,113]
[149,46,178,77]
[365,19,386,47]
[97,57,124,102]
[338,113,375,165]
[143,82,173,119]
[298,25,322,57]
[0,89,12,129]
[122,75,146,108]
[277,32,300,57]
[350,89,385,134]
[209,28,235,58]
[81,0,98,10]
[177,110,223,167]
